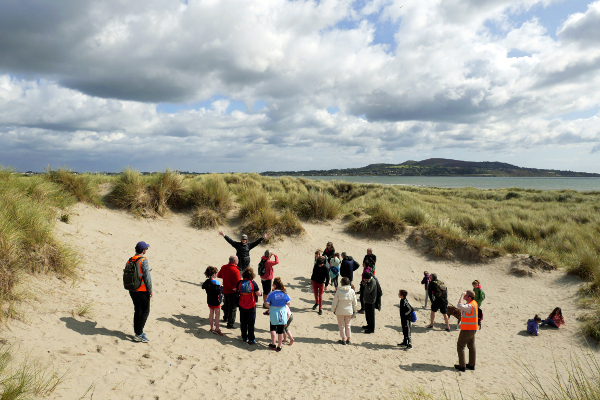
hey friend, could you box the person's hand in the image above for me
[263,233,269,239]
[149,293,154,298]
[218,231,224,236]
[461,291,467,297]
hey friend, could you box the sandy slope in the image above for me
[2,203,595,399]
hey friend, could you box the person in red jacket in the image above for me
[217,256,241,329]
[259,250,279,312]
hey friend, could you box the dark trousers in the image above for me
[239,257,251,272]
[331,276,339,289]
[222,293,238,326]
[239,307,256,341]
[401,318,412,345]
[364,303,375,331]
[129,291,151,336]
[457,330,477,367]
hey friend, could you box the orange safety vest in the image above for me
[132,255,147,292]
[460,300,479,331]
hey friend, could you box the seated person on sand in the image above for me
[540,307,564,328]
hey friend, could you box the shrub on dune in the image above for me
[106,169,152,216]
[347,203,405,234]
[238,189,269,220]
[149,169,186,214]
[191,207,224,229]
[45,167,101,206]
[294,189,342,220]
[188,174,233,215]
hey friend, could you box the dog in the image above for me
[446,303,462,329]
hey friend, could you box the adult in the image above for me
[237,267,261,345]
[217,256,242,329]
[266,277,291,352]
[128,241,153,343]
[259,250,279,310]
[219,231,268,272]
[362,248,377,273]
[425,273,451,331]
[455,290,478,372]
[331,277,358,345]
[339,252,360,284]
[323,241,335,261]
[310,257,330,315]
[361,271,382,334]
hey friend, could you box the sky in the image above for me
[0,0,599,173]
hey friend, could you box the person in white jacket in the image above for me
[331,277,358,345]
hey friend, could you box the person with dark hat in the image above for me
[218,231,268,272]
[129,241,153,343]
[361,271,382,334]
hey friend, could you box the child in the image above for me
[282,304,295,345]
[541,307,565,328]
[201,266,224,336]
[398,289,414,349]
[472,280,485,329]
[237,267,261,344]
[421,271,430,308]
[527,315,542,336]
[266,277,291,352]
[330,253,341,292]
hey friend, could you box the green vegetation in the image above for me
[0,344,65,398]
[45,167,102,206]
[0,167,78,322]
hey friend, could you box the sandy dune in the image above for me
[2,203,594,399]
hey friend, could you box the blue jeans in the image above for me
[541,318,558,328]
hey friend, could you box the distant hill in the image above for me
[262,158,600,177]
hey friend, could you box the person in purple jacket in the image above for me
[421,271,431,309]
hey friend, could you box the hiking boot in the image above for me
[405,345,413,350]
[454,365,466,372]
[362,325,369,329]
[466,364,475,371]
[312,304,318,310]
[226,324,234,329]
[357,309,365,314]
[397,342,407,347]
[318,310,323,315]
[276,346,282,352]
[140,333,149,343]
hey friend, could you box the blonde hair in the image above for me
[472,280,480,286]
[264,249,271,257]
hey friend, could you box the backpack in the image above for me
[410,310,417,323]
[238,280,256,306]
[433,280,447,299]
[258,258,267,276]
[330,265,339,276]
[123,256,144,290]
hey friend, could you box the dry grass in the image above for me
[45,167,102,206]
[191,208,224,229]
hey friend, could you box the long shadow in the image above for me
[290,335,399,350]
[157,313,269,350]
[517,330,534,336]
[176,279,203,287]
[287,276,312,289]
[399,363,457,372]
[60,317,130,341]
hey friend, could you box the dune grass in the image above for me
[45,167,102,206]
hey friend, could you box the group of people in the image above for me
[125,234,564,370]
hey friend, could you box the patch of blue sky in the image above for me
[485,0,592,39]
[507,49,533,58]
[557,105,600,121]
[327,106,339,114]
[253,100,266,111]
[156,95,246,114]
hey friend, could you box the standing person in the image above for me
[421,271,431,309]
[217,256,242,329]
[266,277,291,352]
[361,271,382,334]
[323,242,335,261]
[362,248,377,274]
[472,280,485,329]
[398,289,414,349]
[310,256,330,315]
[541,307,565,328]
[259,250,279,312]
[331,277,358,345]
[128,241,153,343]
[202,266,224,336]
[340,252,360,284]
[425,274,451,332]
[218,231,268,272]
[283,305,294,346]
[455,290,478,372]
[237,267,261,345]
[329,253,341,292]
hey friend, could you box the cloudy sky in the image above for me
[1,0,599,173]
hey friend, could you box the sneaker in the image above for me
[140,333,150,343]
[397,342,407,347]
[276,346,282,352]
[466,364,475,371]
[345,339,351,345]
[312,304,318,310]
[357,309,365,314]
[454,365,466,372]
[268,344,277,350]
[241,337,247,343]
[405,345,413,350]
[226,324,234,329]
[318,310,323,315]
[248,340,257,345]
[133,335,142,342]
[338,340,346,345]
[363,330,374,334]
[362,325,369,329]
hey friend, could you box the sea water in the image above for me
[297,176,600,191]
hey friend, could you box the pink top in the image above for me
[549,313,565,327]
[259,254,279,280]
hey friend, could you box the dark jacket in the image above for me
[202,279,222,307]
[363,254,376,267]
[311,263,330,286]
[363,276,383,310]
[224,235,264,267]
[428,279,447,302]
[340,256,360,282]
[323,247,335,261]
[399,298,414,321]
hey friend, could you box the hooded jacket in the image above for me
[331,285,358,316]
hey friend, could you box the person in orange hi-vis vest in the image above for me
[454,289,478,372]
[129,241,153,343]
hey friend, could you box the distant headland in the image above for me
[262,158,600,178]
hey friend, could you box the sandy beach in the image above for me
[2,203,594,399]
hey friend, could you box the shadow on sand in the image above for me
[60,317,130,341]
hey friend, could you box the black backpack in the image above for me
[123,256,143,290]
[258,258,267,276]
